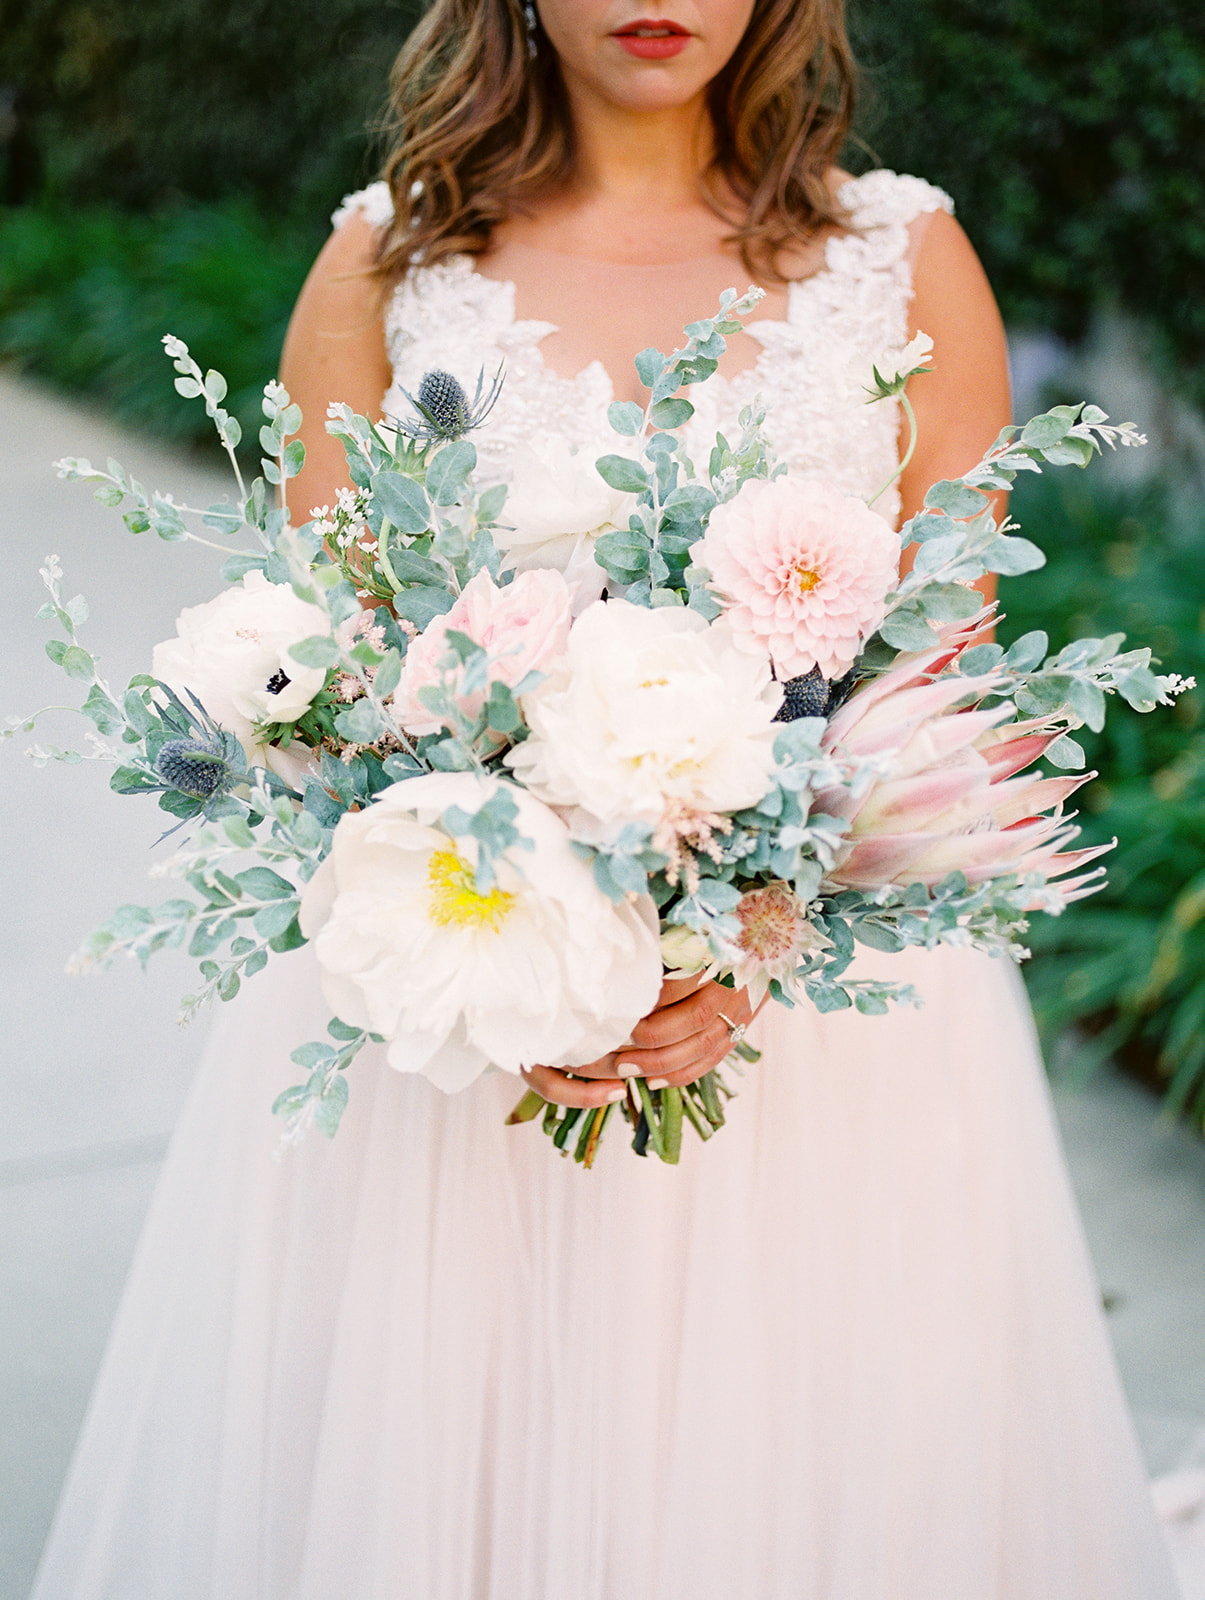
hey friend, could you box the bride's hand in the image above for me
[521,975,758,1108]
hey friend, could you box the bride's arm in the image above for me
[278,214,393,519]
[898,209,1012,606]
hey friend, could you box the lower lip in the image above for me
[613,33,690,59]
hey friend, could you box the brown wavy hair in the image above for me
[376,0,858,283]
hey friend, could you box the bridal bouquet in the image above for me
[10,292,1190,1165]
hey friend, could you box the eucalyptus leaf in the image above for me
[393,585,456,630]
[595,454,650,493]
[373,648,404,700]
[634,348,664,388]
[957,642,1005,676]
[426,440,478,505]
[335,700,386,743]
[1004,630,1049,672]
[236,867,296,900]
[982,535,1046,575]
[372,471,431,534]
[1041,436,1095,469]
[1020,411,1073,449]
[81,684,123,733]
[876,608,937,652]
[313,1074,349,1138]
[649,397,694,429]
[254,899,302,939]
[923,480,987,519]
[607,401,644,436]
[1044,734,1086,770]
[289,634,341,669]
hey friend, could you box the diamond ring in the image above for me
[717,1010,747,1047]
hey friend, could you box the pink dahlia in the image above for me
[698,476,900,681]
[814,614,1111,904]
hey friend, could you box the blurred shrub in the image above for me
[0,0,417,215]
[852,0,1205,409]
[0,200,317,448]
[1001,470,1205,1120]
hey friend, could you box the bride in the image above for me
[33,2,1180,1596]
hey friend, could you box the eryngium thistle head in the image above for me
[392,363,504,442]
[154,737,232,800]
[774,666,831,722]
[773,666,856,723]
[417,370,469,437]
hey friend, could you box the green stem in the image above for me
[375,517,404,594]
[634,1077,667,1159]
[679,1088,715,1142]
[867,390,918,509]
[661,1086,683,1164]
[506,1088,546,1126]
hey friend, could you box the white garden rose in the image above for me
[151,570,328,753]
[298,772,663,1092]
[505,599,783,829]
[494,434,634,611]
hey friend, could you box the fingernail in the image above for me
[615,1062,640,1078]
[605,1088,627,1103]
[647,1078,668,1091]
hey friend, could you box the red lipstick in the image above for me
[612,19,691,59]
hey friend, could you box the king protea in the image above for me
[813,615,1111,904]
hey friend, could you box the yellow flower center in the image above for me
[425,847,515,932]
[792,563,821,594]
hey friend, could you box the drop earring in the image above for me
[524,2,538,59]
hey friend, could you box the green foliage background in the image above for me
[998,475,1205,1118]
[851,1,1205,406]
[2,0,1204,1114]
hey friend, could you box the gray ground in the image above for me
[2,374,1203,1598]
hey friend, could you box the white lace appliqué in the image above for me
[336,172,952,526]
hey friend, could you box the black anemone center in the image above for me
[266,669,291,695]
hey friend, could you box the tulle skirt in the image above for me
[32,944,1178,1599]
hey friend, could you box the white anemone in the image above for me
[151,570,328,752]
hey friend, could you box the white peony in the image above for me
[151,570,329,753]
[298,772,663,1092]
[494,435,634,611]
[505,599,783,829]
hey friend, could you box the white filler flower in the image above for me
[299,773,663,1092]
[152,570,328,751]
[507,599,782,828]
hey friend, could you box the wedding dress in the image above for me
[31,172,1180,1599]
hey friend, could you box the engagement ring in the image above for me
[717,1011,747,1047]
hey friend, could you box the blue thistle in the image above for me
[774,666,831,722]
[773,666,856,723]
[155,736,233,800]
[392,363,504,442]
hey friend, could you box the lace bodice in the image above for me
[333,171,952,526]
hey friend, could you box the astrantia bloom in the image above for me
[729,882,829,1004]
[151,571,328,754]
[298,773,663,1091]
[698,475,900,680]
[506,599,782,830]
[392,566,573,738]
[815,617,1111,902]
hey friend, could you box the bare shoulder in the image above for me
[898,208,1011,533]
[281,215,387,373]
[909,210,1006,374]
[279,213,393,512]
